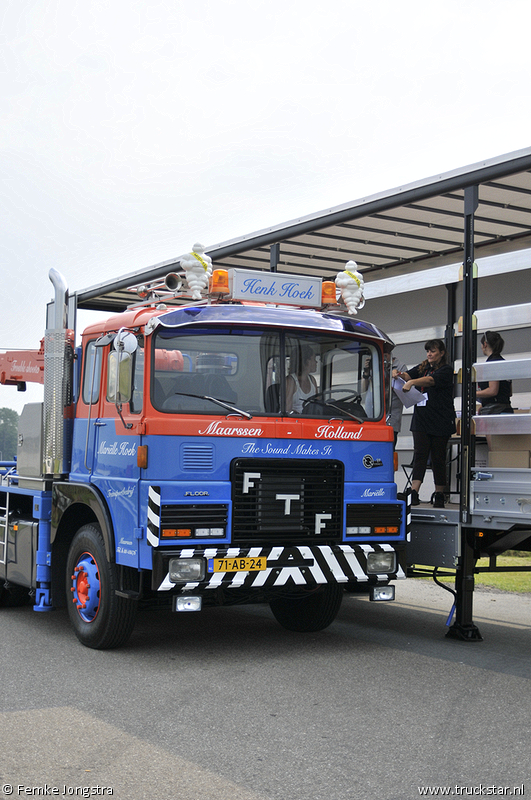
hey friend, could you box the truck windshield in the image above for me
[151,327,382,420]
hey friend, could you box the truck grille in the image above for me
[231,458,343,544]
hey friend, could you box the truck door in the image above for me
[90,333,144,569]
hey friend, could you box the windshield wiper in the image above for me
[324,401,365,423]
[172,392,253,419]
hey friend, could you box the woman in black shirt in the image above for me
[398,339,455,508]
[477,330,513,414]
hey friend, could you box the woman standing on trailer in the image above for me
[476,330,513,415]
[398,339,456,509]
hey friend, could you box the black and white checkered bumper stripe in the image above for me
[156,544,406,592]
[147,485,161,547]
[405,491,412,542]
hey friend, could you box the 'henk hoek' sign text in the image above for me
[229,269,323,308]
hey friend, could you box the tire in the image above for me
[66,523,137,649]
[0,582,30,608]
[269,583,344,632]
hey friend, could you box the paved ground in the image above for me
[1,579,529,800]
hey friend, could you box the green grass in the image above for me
[416,554,531,594]
[474,555,531,593]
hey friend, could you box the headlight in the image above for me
[366,551,396,574]
[169,557,205,582]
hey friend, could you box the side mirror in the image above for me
[106,330,137,429]
[106,351,133,404]
[114,330,138,355]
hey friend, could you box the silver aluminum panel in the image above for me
[473,414,531,435]
[16,403,43,478]
[474,357,531,381]
[471,468,531,527]
[475,302,531,332]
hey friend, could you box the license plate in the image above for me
[208,556,267,573]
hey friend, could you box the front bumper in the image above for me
[152,542,406,593]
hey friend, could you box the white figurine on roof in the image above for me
[180,243,213,300]
[335,260,365,315]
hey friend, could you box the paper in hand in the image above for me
[392,377,426,408]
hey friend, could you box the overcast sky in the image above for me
[1,0,530,414]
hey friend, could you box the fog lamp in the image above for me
[366,551,396,574]
[370,585,395,602]
[169,557,205,582]
[174,596,202,612]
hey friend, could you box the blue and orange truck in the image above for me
[0,257,407,648]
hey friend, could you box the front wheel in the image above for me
[66,523,137,649]
[269,583,343,632]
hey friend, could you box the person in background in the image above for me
[286,344,318,413]
[386,352,407,449]
[398,339,455,508]
[476,330,513,415]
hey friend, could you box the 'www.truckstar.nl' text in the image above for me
[418,786,524,797]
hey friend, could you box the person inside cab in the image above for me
[286,344,318,414]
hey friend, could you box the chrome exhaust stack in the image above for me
[43,268,73,477]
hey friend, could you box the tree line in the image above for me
[0,408,19,462]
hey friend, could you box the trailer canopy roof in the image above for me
[76,147,531,312]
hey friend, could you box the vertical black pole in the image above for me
[460,184,478,520]
[444,283,457,497]
[447,184,482,641]
[270,242,280,273]
[445,283,457,367]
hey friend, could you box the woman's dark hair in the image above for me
[420,338,447,372]
[481,330,504,356]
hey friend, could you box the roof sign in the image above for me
[228,268,322,308]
